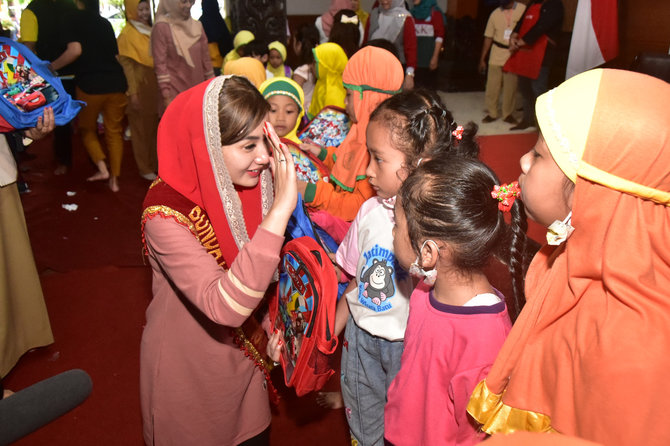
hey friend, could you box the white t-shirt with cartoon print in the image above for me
[335,196,413,341]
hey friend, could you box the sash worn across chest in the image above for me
[142,179,278,403]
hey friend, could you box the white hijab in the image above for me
[370,0,410,43]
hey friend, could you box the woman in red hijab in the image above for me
[140,75,296,445]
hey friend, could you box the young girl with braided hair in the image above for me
[384,155,527,446]
[331,88,480,445]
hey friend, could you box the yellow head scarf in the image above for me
[223,30,255,65]
[223,57,267,89]
[118,0,154,67]
[259,77,305,144]
[267,41,289,78]
[307,42,348,119]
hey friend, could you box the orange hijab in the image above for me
[330,46,403,191]
[467,69,670,445]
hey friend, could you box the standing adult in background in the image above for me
[365,0,417,91]
[410,0,445,90]
[19,0,76,175]
[51,0,128,192]
[0,109,54,385]
[316,0,365,45]
[507,0,563,130]
[479,0,526,125]
[199,0,233,76]
[118,0,159,181]
[151,0,214,114]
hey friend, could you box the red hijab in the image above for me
[157,76,273,267]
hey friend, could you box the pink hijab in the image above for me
[320,0,355,37]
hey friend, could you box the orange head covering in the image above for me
[155,0,203,68]
[329,46,403,191]
[467,69,670,445]
[154,76,273,266]
[222,57,267,89]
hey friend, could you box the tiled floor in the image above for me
[438,90,537,136]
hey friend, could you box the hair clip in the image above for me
[491,181,521,212]
[340,15,358,24]
[451,125,464,140]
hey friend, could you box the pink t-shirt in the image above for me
[385,282,512,446]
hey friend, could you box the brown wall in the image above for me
[617,0,670,68]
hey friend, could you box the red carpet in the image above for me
[4,130,540,445]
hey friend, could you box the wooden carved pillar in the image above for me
[229,0,287,45]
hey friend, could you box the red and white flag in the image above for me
[566,0,618,79]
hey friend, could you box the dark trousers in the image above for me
[237,426,270,446]
[53,78,75,167]
[518,66,550,125]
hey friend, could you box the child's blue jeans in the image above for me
[340,316,404,446]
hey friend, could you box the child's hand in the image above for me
[299,141,322,157]
[266,329,284,363]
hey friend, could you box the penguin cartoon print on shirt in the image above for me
[360,257,396,308]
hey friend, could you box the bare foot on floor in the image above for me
[87,160,109,182]
[87,171,109,182]
[316,391,344,409]
[109,176,119,192]
[3,389,14,399]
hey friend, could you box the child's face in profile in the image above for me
[269,49,283,69]
[392,196,414,271]
[344,89,357,123]
[365,119,407,199]
[267,95,300,138]
[519,133,573,227]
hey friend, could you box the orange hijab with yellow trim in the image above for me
[329,46,403,191]
[468,69,670,445]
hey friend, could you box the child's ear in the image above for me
[262,54,269,64]
[420,240,439,270]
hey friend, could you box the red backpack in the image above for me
[269,236,339,396]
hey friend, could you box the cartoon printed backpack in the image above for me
[298,105,351,148]
[269,195,341,396]
[0,37,83,132]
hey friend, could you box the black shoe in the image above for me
[510,121,533,131]
[503,115,517,124]
[482,115,497,123]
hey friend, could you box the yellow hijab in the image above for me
[223,57,267,89]
[267,40,289,78]
[307,42,348,119]
[118,0,154,67]
[259,77,305,144]
[223,30,254,65]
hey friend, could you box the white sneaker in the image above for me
[141,173,157,181]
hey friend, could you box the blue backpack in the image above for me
[0,37,83,131]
